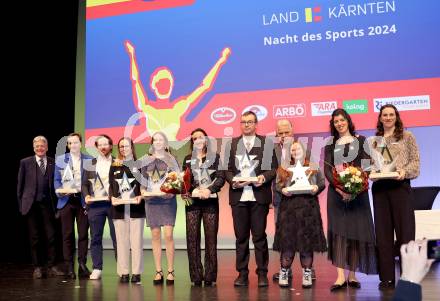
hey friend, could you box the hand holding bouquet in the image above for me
[332,164,368,202]
[160,169,193,206]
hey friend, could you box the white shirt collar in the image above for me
[35,155,47,163]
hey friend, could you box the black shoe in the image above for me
[204,281,213,286]
[330,281,347,292]
[65,265,76,280]
[378,280,395,290]
[258,274,269,287]
[166,270,175,285]
[33,267,43,279]
[193,281,202,286]
[120,274,130,283]
[47,266,66,277]
[131,274,141,283]
[348,280,361,289]
[233,273,249,287]
[78,263,91,278]
[153,270,164,285]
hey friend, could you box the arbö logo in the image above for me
[210,107,236,125]
[242,105,268,121]
[273,104,306,118]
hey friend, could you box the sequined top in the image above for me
[374,130,420,179]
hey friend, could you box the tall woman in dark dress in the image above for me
[109,137,145,283]
[371,104,420,290]
[275,141,327,288]
[182,128,225,286]
[324,109,377,291]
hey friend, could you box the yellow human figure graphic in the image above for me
[125,41,231,141]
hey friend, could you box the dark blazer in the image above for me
[225,135,278,206]
[392,280,421,301]
[109,161,145,219]
[17,156,56,215]
[182,153,225,207]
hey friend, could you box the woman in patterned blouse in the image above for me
[370,104,420,291]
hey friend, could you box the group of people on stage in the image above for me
[17,104,420,292]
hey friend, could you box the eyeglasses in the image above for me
[240,121,256,125]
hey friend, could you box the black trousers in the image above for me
[59,195,89,267]
[372,180,415,281]
[26,201,57,267]
[231,202,269,275]
[185,204,219,282]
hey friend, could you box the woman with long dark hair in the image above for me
[371,104,420,290]
[182,128,225,286]
[324,109,377,291]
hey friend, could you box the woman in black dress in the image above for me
[182,128,225,286]
[275,141,327,288]
[324,108,377,291]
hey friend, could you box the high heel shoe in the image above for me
[153,270,164,285]
[166,270,175,285]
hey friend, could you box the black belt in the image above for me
[69,193,82,198]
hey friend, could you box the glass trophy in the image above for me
[142,164,167,197]
[285,161,314,194]
[191,162,217,198]
[112,172,138,205]
[56,166,80,194]
[369,145,399,180]
[88,172,110,202]
[232,153,259,182]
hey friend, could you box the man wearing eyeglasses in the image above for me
[82,134,117,280]
[225,111,277,287]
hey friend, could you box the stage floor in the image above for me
[0,250,438,301]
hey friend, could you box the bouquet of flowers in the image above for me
[332,164,368,202]
[160,169,193,206]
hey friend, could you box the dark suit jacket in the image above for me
[392,280,421,301]
[17,156,56,215]
[225,135,278,206]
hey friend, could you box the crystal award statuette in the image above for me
[191,161,217,198]
[285,161,314,194]
[142,164,167,197]
[112,172,138,205]
[56,166,80,194]
[232,153,259,183]
[369,145,399,180]
[88,172,110,202]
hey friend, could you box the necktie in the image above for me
[245,141,251,153]
[39,158,46,174]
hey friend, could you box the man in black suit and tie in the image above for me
[17,136,65,278]
[225,111,277,287]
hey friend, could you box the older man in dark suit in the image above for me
[17,136,65,278]
[225,111,278,287]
